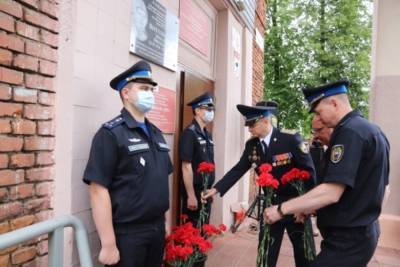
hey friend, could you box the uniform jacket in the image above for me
[179,120,215,190]
[83,108,173,230]
[214,127,316,202]
[317,110,390,228]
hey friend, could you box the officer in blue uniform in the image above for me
[309,116,332,183]
[179,93,215,267]
[203,102,316,267]
[83,60,173,267]
[264,80,390,267]
[180,93,215,226]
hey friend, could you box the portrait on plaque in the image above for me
[130,0,179,71]
[133,0,149,42]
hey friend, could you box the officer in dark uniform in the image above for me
[309,140,324,182]
[203,102,316,267]
[264,79,390,267]
[179,93,215,267]
[83,60,173,267]
[309,116,332,182]
[180,93,215,226]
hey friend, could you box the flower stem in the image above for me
[304,219,316,261]
[256,189,274,267]
[197,173,209,228]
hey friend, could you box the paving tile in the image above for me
[206,229,400,267]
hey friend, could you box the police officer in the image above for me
[203,101,316,267]
[311,115,332,148]
[179,92,215,267]
[309,116,333,182]
[264,79,390,266]
[180,92,215,225]
[83,60,173,267]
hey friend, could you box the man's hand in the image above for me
[201,188,217,203]
[263,205,283,224]
[98,243,120,265]
[187,195,198,210]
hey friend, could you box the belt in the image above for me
[320,221,378,237]
[114,217,165,233]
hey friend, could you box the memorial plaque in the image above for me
[179,0,211,57]
[130,0,179,71]
[147,87,176,133]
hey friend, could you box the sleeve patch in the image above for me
[299,141,309,154]
[330,144,344,163]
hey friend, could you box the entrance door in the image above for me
[171,71,214,225]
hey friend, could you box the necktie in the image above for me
[261,140,268,155]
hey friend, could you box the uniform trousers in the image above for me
[260,217,312,267]
[107,221,165,267]
[311,221,380,267]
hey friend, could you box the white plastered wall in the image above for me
[370,0,400,250]
[55,0,254,265]
[211,9,253,226]
[56,0,178,265]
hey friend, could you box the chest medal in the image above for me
[249,145,260,168]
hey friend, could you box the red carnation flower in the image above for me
[259,163,272,173]
[281,172,292,185]
[299,170,310,181]
[235,210,245,222]
[256,172,279,189]
[197,162,215,173]
[219,224,227,232]
[202,224,219,236]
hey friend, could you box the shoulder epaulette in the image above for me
[186,124,198,134]
[103,116,124,129]
[280,128,297,135]
[148,122,162,133]
[246,136,258,142]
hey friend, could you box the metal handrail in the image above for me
[0,215,93,267]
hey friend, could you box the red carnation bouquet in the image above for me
[256,163,279,267]
[281,168,316,261]
[196,162,215,228]
[164,215,226,267]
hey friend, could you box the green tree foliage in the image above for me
[264,0,372,136]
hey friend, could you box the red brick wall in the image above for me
[248,0,267,199]
[0,0,58,265]
[252,0,266,104]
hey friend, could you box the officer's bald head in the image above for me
[321,93,350,106]
[314,93,352,128]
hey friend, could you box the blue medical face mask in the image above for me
[134,90,154,113]
[204,110,214,123]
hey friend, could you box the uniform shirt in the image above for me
[260,127,273,152]
[83,108,173,230]
[214,128,315,200]
[309,141,326,183]
[179,119,215,189]
[317,110,390,229]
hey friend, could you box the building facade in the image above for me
[1,0,399,266]
[370,0,400,250]
[0,0,266,265]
